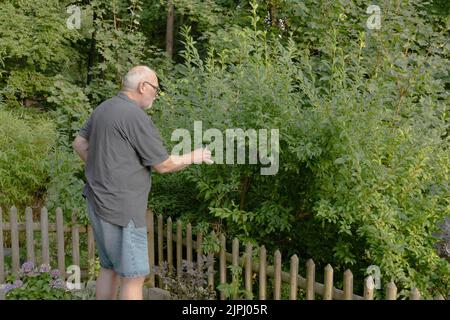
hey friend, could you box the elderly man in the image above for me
[73,66,212,300]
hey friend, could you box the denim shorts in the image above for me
[86,200,150,278]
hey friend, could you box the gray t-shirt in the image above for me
[78,91,169,228]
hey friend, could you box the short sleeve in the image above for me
[128,114,169,167]
[78,116,93,140]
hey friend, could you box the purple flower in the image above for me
[21,261,34,274]
[13,280,23,288]
[39,264,50,273]
[50,279,66,289]
[3,284,15,293]
[50,269,60,279]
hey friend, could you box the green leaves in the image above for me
[0,0,447,299]
[0,0,83,106]
[0,107,56,209]
[4,263,83,300]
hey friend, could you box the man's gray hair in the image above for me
[122,66,155,90]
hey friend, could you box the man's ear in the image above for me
[137,82,144,94]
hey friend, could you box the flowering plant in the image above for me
[154,256,217,300]
[4,262,74,300]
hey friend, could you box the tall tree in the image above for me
[166,0,175,59]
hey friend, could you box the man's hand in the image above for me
[192,147,213,164]
[73,135,89,163]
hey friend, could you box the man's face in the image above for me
[140,76,159,110]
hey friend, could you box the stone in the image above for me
[85,280,96,295]
[0,285,6,300]
[145,287,172,300]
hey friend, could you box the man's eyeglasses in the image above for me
[143,81,161,96]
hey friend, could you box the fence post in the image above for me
[245,242,253,300]
[289,255,299,300]
[55,208,65,279]
[219,234,226,300]
[306,259,315,300]
[231,238,239,300]
[71,210,80,269]
[56,208,66,279]
[207,231,215,289]
[197,232,203,269]
[410,287,421,300]
[10,207,20,274]
[157,215,164,269]
[0,207,4,283]
[363,276,374,300]
[25,207,35,265]
[87,224,95,275]
[207,251,214,289]
[186,223,192,264]
[386,282,397,300]
[274,250,281,300]
[146,209,155,287]
[40,207,50,266]
[324,264,334,300]
[259,246,267,300]
[167,217,173,274]
[176,220,182,278]
[343,269,353,300]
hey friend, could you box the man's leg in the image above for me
[119,276,146,300]
[118,219,149,300]
[86,200,120,300]
[96,268,120,300]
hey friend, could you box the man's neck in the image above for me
[122,90,143,109]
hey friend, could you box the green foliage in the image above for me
[0,0,83,107]
[200,231,222,254]
[153,0,449,298]
[44,77,92,224]
[286,0,450,298]
[44,145,88,224]
[88,257,101,282]
[0,0,448,299]
[149,170,201,217]
[85,0,165,104]
[217,265,253,300]
[0,108,56,209]
[47,76,92,146]
[155,22,302,247]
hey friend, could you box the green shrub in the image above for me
[0,0,83,107]
[149,170,201,219]
[152,0,449,298]
[0,108,56,209]
[44,76,92,224]
[4,261,92,300]
[44,145,88,224]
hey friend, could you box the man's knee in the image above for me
[121,276,146,286]
[99,267,118,278]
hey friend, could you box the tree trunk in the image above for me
[269,1,277,27]
[87,11,97,85]
[166,0,175,59]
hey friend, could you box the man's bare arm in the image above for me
[153,148,212,174]
[73,135,89,163]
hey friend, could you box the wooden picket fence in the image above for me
[0,206,446,300]
[0,206,95,282]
